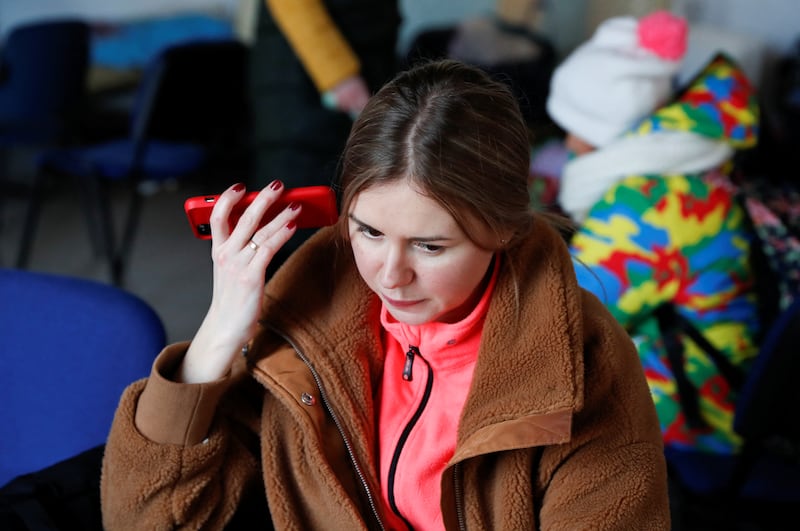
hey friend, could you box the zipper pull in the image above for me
[403,346,420,381]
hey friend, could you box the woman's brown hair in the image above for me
[335,59,535,251]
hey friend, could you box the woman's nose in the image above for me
[380,248,413,288]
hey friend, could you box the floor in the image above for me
[1,169,219,345]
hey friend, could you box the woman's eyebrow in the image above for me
[348,213,367,226]
[348,213,454,242]
[348,213,380,233]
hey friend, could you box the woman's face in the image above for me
[348,180,494,325]
[565,133,596,157]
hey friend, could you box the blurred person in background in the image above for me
[248,0,401,277]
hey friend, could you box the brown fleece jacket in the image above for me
[101,217,670,530]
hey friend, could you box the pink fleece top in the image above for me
[377,257,500,530]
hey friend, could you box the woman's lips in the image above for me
[383,296,422,308]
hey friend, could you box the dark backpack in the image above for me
[0,445,104,531]
[0,444,273,530]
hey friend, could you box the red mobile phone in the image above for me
[184,185,338,239]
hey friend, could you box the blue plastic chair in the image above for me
[15,38,249,285]
[0,19,89,144]
[0,19,90,256]
[0,268,166,486]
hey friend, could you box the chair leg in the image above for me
[15,173,47,269]
[97,182,123,287]
[115,184,145,286]
[81,176,121,285]
[75,174,108,258]
[0,150,8,247]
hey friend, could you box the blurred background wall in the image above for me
[2,0,798,60]
[0,0,240,30]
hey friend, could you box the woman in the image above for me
[102,60,669,530]
[547,11,761,455]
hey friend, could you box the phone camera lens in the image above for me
[198,224,211,235]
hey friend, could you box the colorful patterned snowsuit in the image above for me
[570,55,760,454]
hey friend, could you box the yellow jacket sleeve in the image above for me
[265,0,361,92]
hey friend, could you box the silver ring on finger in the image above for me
[248,239,259,251]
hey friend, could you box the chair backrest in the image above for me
[0,269,166,486]
[0,19,90,142]
[129,38,249,147]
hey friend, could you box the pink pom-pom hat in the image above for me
[638,10,688,60]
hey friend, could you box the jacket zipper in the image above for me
[266,324,386,531]
[453,463,466,531]
[402,345,419,381]
[387,345,433,530]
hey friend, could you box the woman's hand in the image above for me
[179,180,300,383]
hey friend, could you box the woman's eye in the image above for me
[358,225,382,239]
[415,242,443,254]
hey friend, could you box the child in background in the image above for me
[547,10,761,456]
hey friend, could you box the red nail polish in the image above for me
[232,182,245,192]
[289,202,300,211]
[269,179,282,191]
[286,220,297,230]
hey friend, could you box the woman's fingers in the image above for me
[226,179,284,250]
[208,182,247,243]
[247,202,300,262]
[221,180,303,258]
[208,179,282,249]
[209,179,303,270]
